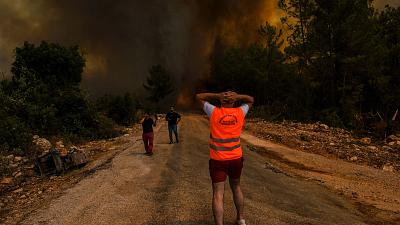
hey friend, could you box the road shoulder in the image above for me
[241,131,400,223]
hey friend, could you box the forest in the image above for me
[205,0,400,133]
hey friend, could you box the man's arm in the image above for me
[226,91,254,108]
[139,117,145,124]
[236,94,254,108]
[165,113,170,121]
[195,93,221,108]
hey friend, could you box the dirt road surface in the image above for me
[20,115,398,225]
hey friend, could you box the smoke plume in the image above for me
[0,0,396,102]
[0,0,279,99]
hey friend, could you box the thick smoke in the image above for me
[0,0,278,99]
[0,0,396,102]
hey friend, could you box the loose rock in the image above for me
[14,172,23,178]
[387,135,399,142]
[13,188,23,193]
[383,164,395,172]
[1,177,13,185]
[350,156,358,161]
[9,163,19,169]
[382,146,393,152]
[360,137,371,145]
[319,123,329,130]
[32,135,52,155]
[14,156,23,162]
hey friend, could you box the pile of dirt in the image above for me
[245,119,400,172]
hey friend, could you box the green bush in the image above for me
[0,41,122,154]
[96,93,142,126]
[0,113,31,153]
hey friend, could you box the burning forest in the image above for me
[0,1,400,224]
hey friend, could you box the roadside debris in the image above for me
[33,137,89,177]
[246,119,400,172]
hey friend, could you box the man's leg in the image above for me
[168,125,173,143]
[212,182,225,225]
[142,133,149,153]
[148,132,154,154]
[229,178,244,221]
[173,125,179,143]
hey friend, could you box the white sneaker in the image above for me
[237,219,246,225]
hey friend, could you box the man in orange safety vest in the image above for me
[196,91,254,225]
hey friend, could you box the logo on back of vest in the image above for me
[219,114,238,126]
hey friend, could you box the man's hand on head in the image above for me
[227,91,239,102]
[219,91,237,104]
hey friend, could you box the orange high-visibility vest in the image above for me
[209,107,245,161]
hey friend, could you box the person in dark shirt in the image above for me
[165,106,181,144]
[140,112,157,155]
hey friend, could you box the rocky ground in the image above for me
[0,125,142,225]
[15,116,392,225]
[1,118,400,224]
[245,119,400,173]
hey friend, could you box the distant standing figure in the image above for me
[140,112,157,155]
[166,106,181,144]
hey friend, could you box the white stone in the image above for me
[14,156,23,162]
[320,124,329,129]
[14,172,23,178]
[383,165,395,172]
[13,188,23,193]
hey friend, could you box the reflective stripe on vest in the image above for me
[209,143,241,151]
[210,135,240,144]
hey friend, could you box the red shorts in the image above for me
[209,157,244,183]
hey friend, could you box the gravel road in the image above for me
[20,115,378,225]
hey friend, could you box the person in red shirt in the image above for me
[140,112,157,156]
[196,91,254,225]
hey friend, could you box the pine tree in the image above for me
[143,65,174,103]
